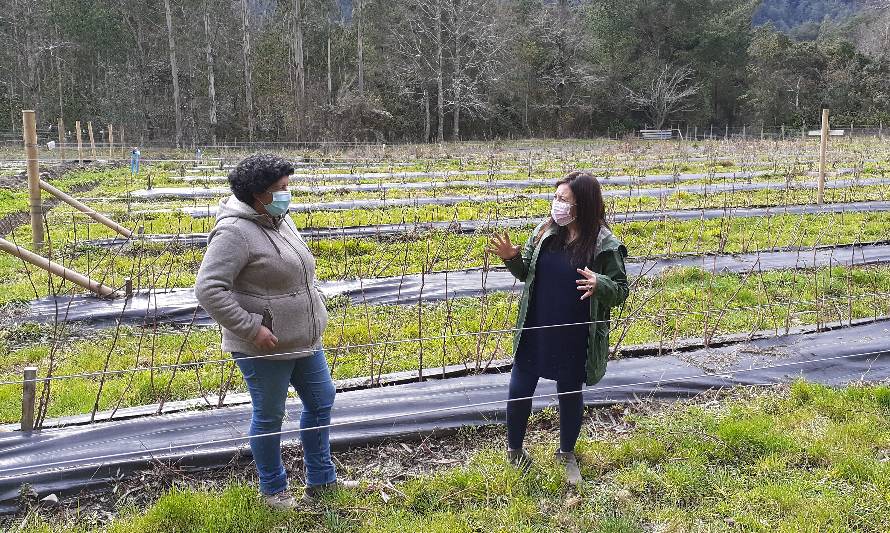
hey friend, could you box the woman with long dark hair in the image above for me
[487,171,629,485]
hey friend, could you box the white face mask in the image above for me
[551,198,576,226]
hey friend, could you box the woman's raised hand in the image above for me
[486,232,520,260]
[576,267,598,301]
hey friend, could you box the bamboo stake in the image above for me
[21,367,37,432]
[818,108,829,205]
[38,180,133,237]
[75,120,83,163]
[87,121,96,160]
[22,110,44,251]
[0,237,119,297]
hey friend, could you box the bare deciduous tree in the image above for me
[240,0,255,141]
[203,2,218,144]
[164,0,183,147]
[625,64,700,129]
[443,0,502,140]
[389,0,443,142]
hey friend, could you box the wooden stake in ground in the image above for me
[57,117,65,161]
[22,110,44,251]
[818,108,829,205]
[108,123,114,158]
[39,179,133,237]
[87,121,97,160]
[75,120,83,163]
[21,367,37,432]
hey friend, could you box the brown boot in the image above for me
[506,448,533,474]
[555,450,582,486]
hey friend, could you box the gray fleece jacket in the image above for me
[195,195,329,360]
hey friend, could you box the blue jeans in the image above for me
[506,363,584,453]
[234,349,337,494]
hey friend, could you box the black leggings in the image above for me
[506,363,584,452]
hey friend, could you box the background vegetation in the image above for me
[3,0,890,145]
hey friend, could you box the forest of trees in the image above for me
[2,0,889,145]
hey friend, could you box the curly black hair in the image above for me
[228,154,295,204]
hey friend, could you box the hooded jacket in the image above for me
[195,195,328,360]
[503,221,629,385]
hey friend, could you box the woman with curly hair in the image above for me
[487,171,629,486]
[196,153,355,509]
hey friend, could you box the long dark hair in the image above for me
[536,171,607,267]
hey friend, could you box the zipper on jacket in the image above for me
[272,223,320,343]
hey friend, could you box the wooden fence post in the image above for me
[57,117,65,161]
[818,109,829,205]
[21,367,37,432]
[108,123,114,158]
[87,121,96,160]
[75,120,83,163]
[22,110,44,251]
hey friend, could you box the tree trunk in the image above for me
[326,25,333,106]
[292,0,305,135]
[129,9,151,143]
[293,0,305,99]
[423,87,431,142]
[23,2,40,110]
[356,0,364,96]
[240,0,255,141]
[204,4,219,145]
[435,0,444,144]
[164,0,183,148]
[54,26,64,123]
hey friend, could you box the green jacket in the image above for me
[503,222,629,385]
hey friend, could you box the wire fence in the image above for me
[1,137,890,431]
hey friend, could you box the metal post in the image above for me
[818,108,829,205]
[21,367,37,432]
[22,110,44,251]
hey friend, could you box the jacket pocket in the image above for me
[233,289,322,350]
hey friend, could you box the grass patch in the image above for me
[14,382,890,532]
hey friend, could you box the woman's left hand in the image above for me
[575,268,598,301]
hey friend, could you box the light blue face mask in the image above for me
[263,190,291,217]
